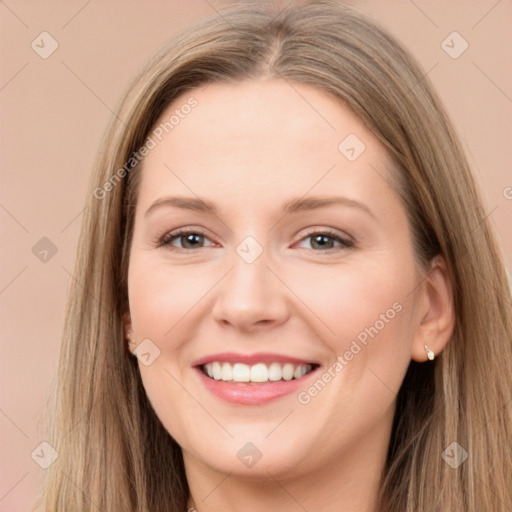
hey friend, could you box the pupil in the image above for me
[184,234,202,248]
[313,235,331,249]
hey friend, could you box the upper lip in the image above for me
[192,352,320,367]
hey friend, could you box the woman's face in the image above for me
[125,79,429,479]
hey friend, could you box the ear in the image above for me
[123,311,136,352]
[411,255,455,362]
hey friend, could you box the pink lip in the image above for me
[192,352,318,367]
[193,364,320,406]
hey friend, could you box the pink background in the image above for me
[1,1,511,510]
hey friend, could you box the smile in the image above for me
[192,352,321,405]
[201,362,316,383]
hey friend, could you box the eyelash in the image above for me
[155,228,354,252]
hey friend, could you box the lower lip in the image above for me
[194,367,319,405]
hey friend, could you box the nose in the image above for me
[211,244,290,332]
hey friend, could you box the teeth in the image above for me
[203,362,313,383]
[294,365,308,379]
[232,363,250,382]
[212,362,222,380]
[268,362,282,381]
[282,363,294,381]
[221,362,232,381]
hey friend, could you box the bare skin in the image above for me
[124,79,454,512]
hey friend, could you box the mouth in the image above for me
[200,361,318,383]
[192,353,321,405]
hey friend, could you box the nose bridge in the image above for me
[212,234,289,329]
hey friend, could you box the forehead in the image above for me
[150,78,380,153]
[136,79,399,208]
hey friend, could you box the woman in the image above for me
[38,1,512,511]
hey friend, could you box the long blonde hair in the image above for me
[37,1,512,510]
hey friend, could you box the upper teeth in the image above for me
[203,362,313,383]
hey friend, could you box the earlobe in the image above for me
[123,311,136,352]
[411,255,455,362]
[424,344,435,360]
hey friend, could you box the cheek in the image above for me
[283,256,415,347]
[329,261,417,397]
[126,257,211,440]
[127,256,215,339]
[286,254,418,407]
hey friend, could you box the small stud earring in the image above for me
[424,345,435,361]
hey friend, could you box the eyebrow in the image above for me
[144,195,375,219]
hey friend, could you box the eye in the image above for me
[156,228,354,252]
[156,229,215,250]
[296,229,354,251]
